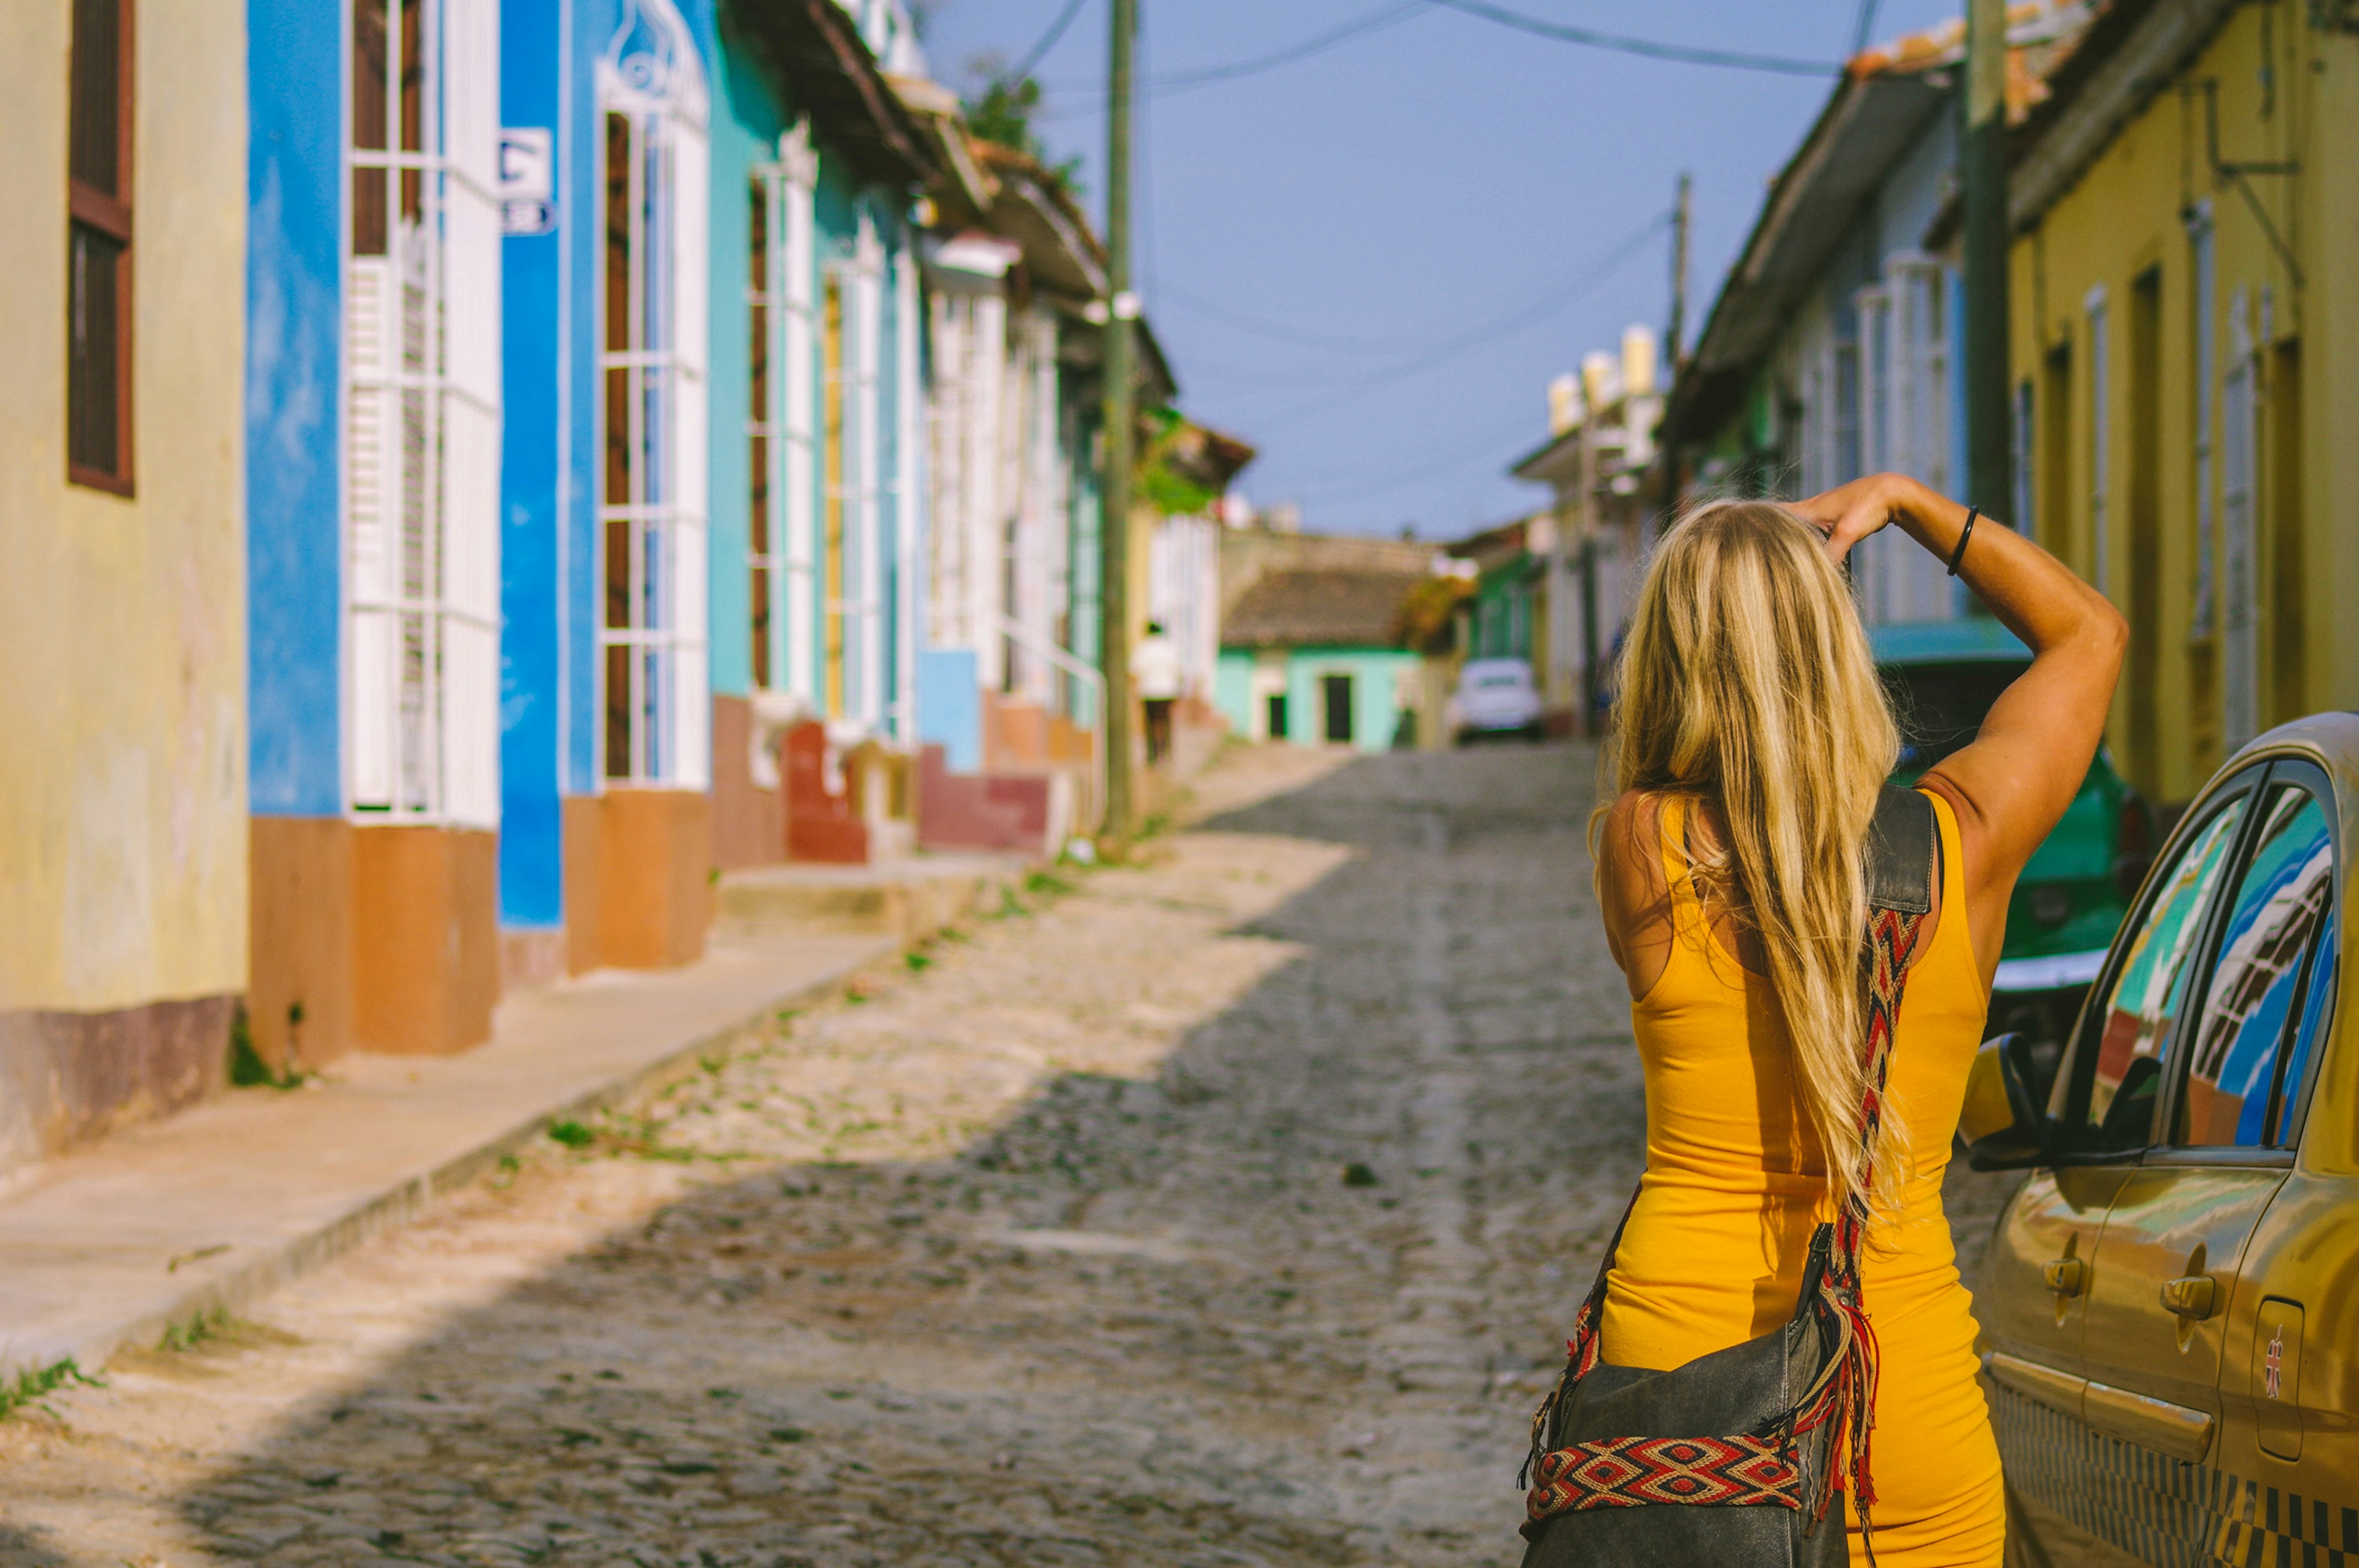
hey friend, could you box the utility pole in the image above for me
[1099,0,1138,838]
[1654,172,1692,544]
[1962,0,2011,521]
[1667,172,1692,371]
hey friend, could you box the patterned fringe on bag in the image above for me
[1526,1435,1804,1511]
[1520,904,1927,1565]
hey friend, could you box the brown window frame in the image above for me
[67,0,135,496]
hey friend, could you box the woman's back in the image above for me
[1568,477,2126,1567]
[1597,791,2001,1564]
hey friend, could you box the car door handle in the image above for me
[2161,1274,2218,1320]
[2043,1257,2087,1297]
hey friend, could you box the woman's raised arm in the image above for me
[1795,474,2127,976]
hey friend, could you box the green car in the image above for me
[1871,619,2153,1044]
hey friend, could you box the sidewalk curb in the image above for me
[43,942,891,1381]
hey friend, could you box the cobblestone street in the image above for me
[0,744,2014,1568]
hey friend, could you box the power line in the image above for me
[1152,1,1424,88]
[1001,0,1088,84]
[1243,207,1673,437]
[1164,206,1672,364]
[1037,1,1426,114]
[1420,0,1842,76]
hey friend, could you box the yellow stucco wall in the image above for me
[2009,4,2359,804]
[0,3,248,1013]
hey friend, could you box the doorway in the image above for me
[1264,692,1289,742]
[1321,673,1355,745]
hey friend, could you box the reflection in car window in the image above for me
[2177,787,2334,1147]
[2278,913,2338,1146]
[2082,798,2248,1147]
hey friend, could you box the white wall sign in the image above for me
[499,127,555,235]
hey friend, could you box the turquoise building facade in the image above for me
[1214,647,1420,753]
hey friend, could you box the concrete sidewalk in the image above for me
[0,855,1027,1381]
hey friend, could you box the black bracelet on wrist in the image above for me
[1946,506,1979,577]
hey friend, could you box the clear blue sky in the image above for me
[916,0,1962,540]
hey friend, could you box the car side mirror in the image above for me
[1958,1032,2057,1171]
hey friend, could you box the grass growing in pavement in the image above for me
[547,1118,596,1150]
[1024,869,1076,899]
[0,1359,103,1421]
[547,1111,736,1164]
[160,1308,240,1353]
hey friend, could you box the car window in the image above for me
[2076,795,2250,1150]
[2279,910,2338,1145]
[1880,660,2028,770]
[2175,784,2334,1148]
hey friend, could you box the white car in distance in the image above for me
[1449,658,1544,743]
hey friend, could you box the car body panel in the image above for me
[2079,1166,2286,1453]
[1974,1166,2124,1385]
[1979,712,2359,1566]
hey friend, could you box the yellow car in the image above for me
[1960,712,2350,1566]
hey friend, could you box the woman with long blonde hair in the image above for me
[1587,475,2122,1564]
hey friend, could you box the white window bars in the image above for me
[891,236,921,740]
[345,0,501,828]
[926,286,1009,671]
[819,216,885,728]
[1847,256,1956,624]
[750,122,818,708]
[597,0,709,790]
[1006,308,1064,709]
[851,214,886,731]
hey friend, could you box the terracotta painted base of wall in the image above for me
[0,996,237,1172]
[249,816,356,1072]
[984,693,1051,771]
[352,825,499,1056]
[710,693,785,870]
[250,819,499,1063]
[563,791,712,973]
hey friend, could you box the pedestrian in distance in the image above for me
[1520,475,2124,1566]
[1133,620,1182,766]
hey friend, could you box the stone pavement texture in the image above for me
[0,743,2019,1567]
[0,852,1035,1383]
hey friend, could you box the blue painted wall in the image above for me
[245,0,344,817]
[498,0,566,927]
[499,0,722,927]
[917,649,981,771]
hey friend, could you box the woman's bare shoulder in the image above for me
[1596,790,1678,996]
[1598,789,1671,920]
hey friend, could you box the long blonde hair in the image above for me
[1603,500,1903,1214]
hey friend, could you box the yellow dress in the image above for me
[1597,793,2005,1567]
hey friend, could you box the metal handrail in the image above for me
[991,614,1106,835]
